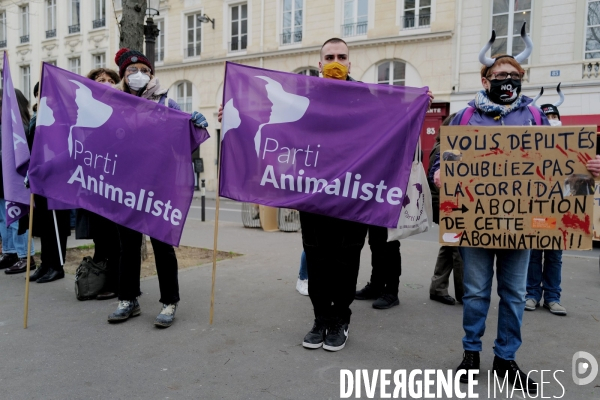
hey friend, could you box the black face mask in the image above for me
[487,78,521,105]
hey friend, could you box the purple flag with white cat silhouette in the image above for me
[28,63,210,246]
[1,51,31,226]
[220,62,430,228]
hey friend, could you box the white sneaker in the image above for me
[296,278,308,296]
[524,298,538,311]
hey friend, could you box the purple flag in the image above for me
[219,62,429,228]
[1,51,31,226]
[28,63,210,246]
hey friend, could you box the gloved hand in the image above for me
[24,172,30,189]
[191,111,208,129]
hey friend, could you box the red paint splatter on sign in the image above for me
[536,166,545,180]
[555,144,568,157]
[464,186,474,202]
[561,212,591,235]
[440,201,458,215]
[558,228,568,250]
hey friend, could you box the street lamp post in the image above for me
[144,0,160,70]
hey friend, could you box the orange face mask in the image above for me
[322,62,349,80]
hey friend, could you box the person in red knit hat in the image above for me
[107,48,208,329]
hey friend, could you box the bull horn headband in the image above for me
[532,83,564,107]
[478,22,533,68]
[532,87,544,107]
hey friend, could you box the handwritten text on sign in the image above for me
[439,125,596,250]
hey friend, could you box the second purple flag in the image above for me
[28,63,210,246]
[220,62,430,228]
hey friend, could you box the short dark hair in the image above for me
[320,38,348,57]
[87,68,121,84]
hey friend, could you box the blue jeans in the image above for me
[459,247,530,360]
[526,250,562,303]
[0,199,35,258]
[298,251,308,280]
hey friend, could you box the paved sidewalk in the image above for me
[0,220,599,399]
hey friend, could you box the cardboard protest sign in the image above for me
[439,125,596,250]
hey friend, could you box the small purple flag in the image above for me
[28,63,210,246]
[1,51,31,226]
[219,62,429,228]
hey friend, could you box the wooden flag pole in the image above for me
[209,149,222,325]
[23,193,35,329]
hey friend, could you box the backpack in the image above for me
[74,257,108,301]
[459,105,542,125]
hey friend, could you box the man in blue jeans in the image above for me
[0,199,36,274]
[525,103,566,316]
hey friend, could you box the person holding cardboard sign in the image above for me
[429,23,547,394]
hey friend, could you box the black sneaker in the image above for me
[456,351,480,384]
[373,293,400,309]
[108,299,141,323]
[302,317,328,349]
[323,318,349,352]
[355,282,382,300]
[492,356,537,394]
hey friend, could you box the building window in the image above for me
[377,61,406,86]
[491,0,532,63]
[70,0,81,33]
[20,5,29,43]
[281,0,302,45]
[47,60,57,66]
[93,53,105,68]
[69,57,81,74]
[176,81,193,113]
[186,13,202,58]
[93,0,106,28]
[0,11,6,48]
[297,68,319,76]
[586,0,600,58]
[21,65,31,100]
[230,3,247,52]
[46,0,57,38]
[403,0,431,29]
[155,19,165,62]
[342,0,368,37]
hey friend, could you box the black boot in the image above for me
[355,282,382,300]
[456,351,480,384]
[492,356,537,394]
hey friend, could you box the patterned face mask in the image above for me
[322,62,348,80]
[487,78,522,105]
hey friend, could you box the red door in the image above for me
[420,103,450,172]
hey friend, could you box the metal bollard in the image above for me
[201,179,206,222]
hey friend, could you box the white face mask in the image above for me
[127,71,151,91]
[548,119,562,127]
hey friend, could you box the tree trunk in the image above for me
[119,0,147,51]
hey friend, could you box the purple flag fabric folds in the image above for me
[1,51,31,226]
[220,62,429,228]
[28,63,210,246]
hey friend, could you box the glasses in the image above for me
[126,66,151,75]
[487,72,524,80]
